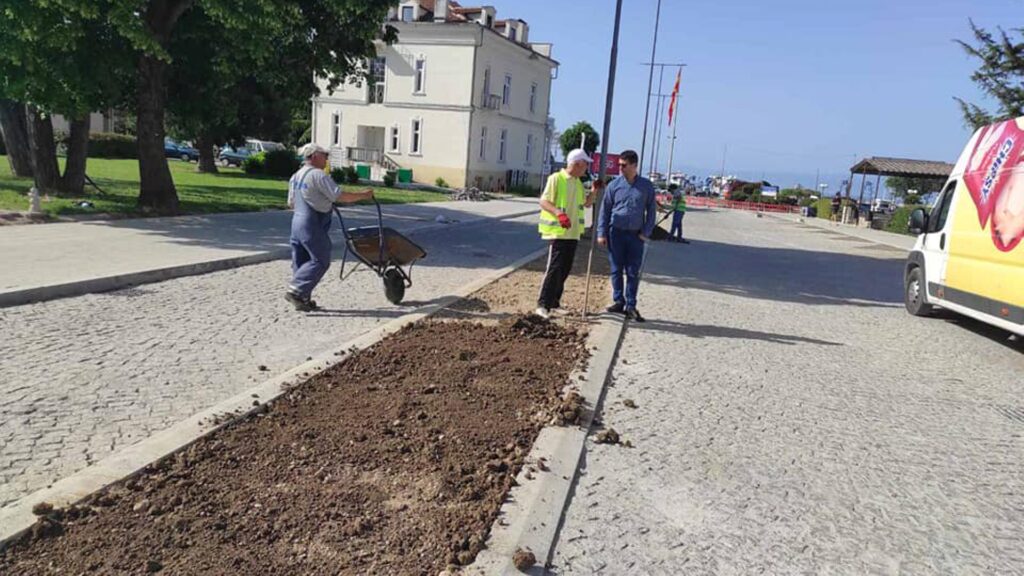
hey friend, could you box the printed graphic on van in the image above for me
[963,117,1024,252]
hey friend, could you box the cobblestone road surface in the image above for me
[0,215,540,509]
[551,209,1024,575]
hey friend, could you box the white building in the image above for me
[310,0,558,190]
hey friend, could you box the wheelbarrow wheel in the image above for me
[383,267,405,304]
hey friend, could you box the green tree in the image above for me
[0,1,133,194]
[955,20,1024,130]
[885,176,946,199]
[559,121,600,157]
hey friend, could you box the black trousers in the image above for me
[537,239,578,309]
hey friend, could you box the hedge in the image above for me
[814,198,832,220]
[88,132,137,159]
[885,205,924,235]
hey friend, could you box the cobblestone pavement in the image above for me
[551,209,1024,575]
[0,216,540,509]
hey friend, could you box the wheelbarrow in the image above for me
[333,198,427,304]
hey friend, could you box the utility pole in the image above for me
[638,0,663,177]
[583,0,624,318]
[650,93,670,180]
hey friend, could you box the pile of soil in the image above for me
[0,318,587,575]
[447,238,612,320]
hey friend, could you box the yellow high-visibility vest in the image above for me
[538,171,585,239]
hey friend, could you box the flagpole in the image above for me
[638,0,663,177]
[665,67,683,192]
[582,0,624,320]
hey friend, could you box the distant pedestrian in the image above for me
[830,193,842,225]
[666,188,689,243]
[286,144,374,312]
[535,149,596,319]
[595,150,657,322]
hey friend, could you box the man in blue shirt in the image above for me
[595,150,657,322]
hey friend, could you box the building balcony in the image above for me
[480,94,502,110]
[347,147,383,163]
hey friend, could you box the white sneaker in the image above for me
[551,307,570,316]
[534,307,551,320]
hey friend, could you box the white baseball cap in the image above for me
[298,143,329,158]
[566,149,591,165]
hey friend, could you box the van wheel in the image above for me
[905,267,933,317]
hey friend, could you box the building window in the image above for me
[482,67,491,103]
[414,56,426,94]
[529,83,537,114]
[499,128,508,163]
[502,75,511,107]
[526,133,533,165]
[368,57,386,104]
[410,118,422,155]
[401,5,414,22]
[479,126,487,160]
[331,112,341,146]
[509,26,517,43]
[389,124,400,154]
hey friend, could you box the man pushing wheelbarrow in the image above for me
[285,143,373,312]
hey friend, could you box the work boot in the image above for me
[606,301,625,314]
[624,308,645,323]
[285,291,320,312]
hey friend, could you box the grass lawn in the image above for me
[0,156,448,217]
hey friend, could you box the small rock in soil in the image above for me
[595,428,620,445]
[145,559,163,573]
[31,502,53,517]
[623,399,637,409]
[513,548,537,570]
[257,365,268,372]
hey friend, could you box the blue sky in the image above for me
[510,0,1019,192]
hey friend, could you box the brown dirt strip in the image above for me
[0,242,620,575]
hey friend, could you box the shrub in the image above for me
[383,170,396,187]
[330,167,346,184]
[435,177,449,188]
[508,184,540,197]
[243,152,265,174]
[814,198,833,220]
[344,166,359,184]
[886,205,923,235]
[88,132,137,159]
[730,190,750,202]
[264,149,300,178]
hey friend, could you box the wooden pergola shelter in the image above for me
[846,156,955,205]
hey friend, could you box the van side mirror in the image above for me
[909,208,928,235]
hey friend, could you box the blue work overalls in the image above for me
[289,168,333,299]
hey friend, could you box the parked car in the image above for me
[218,145,253,167]
[164,138,199,162]
[217,139,289,167]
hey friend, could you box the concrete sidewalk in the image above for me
[0,198,536,306]
[767,212,916,250]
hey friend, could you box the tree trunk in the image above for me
[26,107,60,193]
[195,132,218,173]
[59,117,90,196]
[0,99,34,177]
[135,54,179,213]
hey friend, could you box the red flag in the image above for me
[667,68,681,126]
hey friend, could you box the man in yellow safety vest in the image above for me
[535,148,596,319]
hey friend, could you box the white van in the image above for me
[904,115,1023,337]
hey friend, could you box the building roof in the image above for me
[849,156,955,179]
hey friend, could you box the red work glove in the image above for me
[557,212,572,229]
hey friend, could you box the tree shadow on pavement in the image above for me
[630,318,843,346]
[643,239,905,307]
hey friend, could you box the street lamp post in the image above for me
[582,0,624,318]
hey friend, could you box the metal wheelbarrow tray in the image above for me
[333,199,426,304]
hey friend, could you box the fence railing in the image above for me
[685,196,801,214]
[347,147,382,163]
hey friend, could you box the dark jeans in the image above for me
[670,211,685,239]
[608,227,644,308]
[537,239,578,309]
